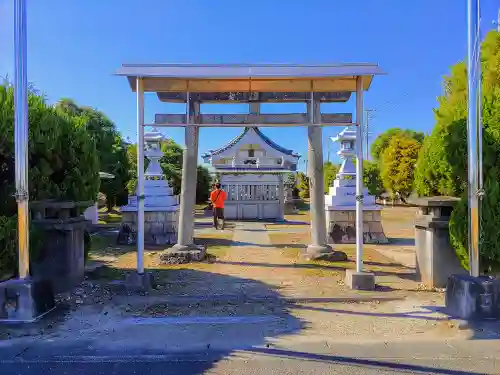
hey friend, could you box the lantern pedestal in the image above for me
[325,127,387,244]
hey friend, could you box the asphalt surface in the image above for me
[1,338,499,375]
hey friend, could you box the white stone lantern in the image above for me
[324,127,387,244]
[120,127,180,245]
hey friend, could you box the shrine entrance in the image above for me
[221,174,283,221]
[116,63,383,275]
[202,126,300,221]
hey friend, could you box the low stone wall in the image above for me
[120,210,179,245]
[326,209,388,244]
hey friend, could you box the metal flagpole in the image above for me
[14,0,30,279]
[136,77,145,274]
[355,76,364,273]
[466,0,481,277]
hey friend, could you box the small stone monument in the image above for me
[324,127,387,244]
[119,128,179,245]
[284,182,298,214]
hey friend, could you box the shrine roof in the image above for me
[331,127,357,142]
[116,63,384,93]
[202,127,300,158]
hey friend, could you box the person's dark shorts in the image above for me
[213,207,224,219]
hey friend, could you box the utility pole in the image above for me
[492,7,500,31]
[497,7,500,31]
[364,109,375,160]
[466,0,482,277]
[327,136,331,162]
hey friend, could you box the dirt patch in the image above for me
[269,231,311,247]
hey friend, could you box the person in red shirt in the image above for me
[210,183,227,230]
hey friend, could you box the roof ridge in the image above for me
[202,127,299,157]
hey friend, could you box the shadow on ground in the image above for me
[244,347,491,375]
[0,268,305,375]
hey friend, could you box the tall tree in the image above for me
[363,160,385,199]
[296,171,310,199]
[380,135,421,201]
[0,84,99,277]
[126,139,211,203]
[414,30,500,270]
[56,99,130,210]
[371,128,424,162]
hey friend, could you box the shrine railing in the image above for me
[222,184,280,201]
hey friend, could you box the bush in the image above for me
[323,162,339,193]
[296,172,310,199]
[450,169,500,271]
[0,84,99,213]
[0,215,17,278]
[0,84,100,275]
[363,160,385,198]
[196,165,212,203]
[56,99,131,210]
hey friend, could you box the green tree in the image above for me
[0,84,99,276]
[413,62,468,197]
[363,160,385,198]
[160,139,183,195]
[296,171,310,199]
[416,30,500,270]
[196,166,212,203]
[380,135,421,200]
[56,99,130,210]
[323,162,339,193]
[371,128,425,162]
[285,172,296,186]
[126,139,211,202]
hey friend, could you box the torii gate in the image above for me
[116,63,384,290]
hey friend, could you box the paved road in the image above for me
[1,338,499,375]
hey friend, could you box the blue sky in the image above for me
[1,0,499,169]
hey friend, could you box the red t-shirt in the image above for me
[210,189,227,208]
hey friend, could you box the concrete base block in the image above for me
[445,274,500,320]
[0,278,56,323]
[305,244,348,262]
[160,244,207,264]
[345,270,376,291]
[124,272,155,293]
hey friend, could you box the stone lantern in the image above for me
[324,127,387,244]
[120,127,179,245]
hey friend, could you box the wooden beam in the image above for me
[156,91,352,103]
[137,77,373,93]
[147,123,357,128]
[153,113,353,127]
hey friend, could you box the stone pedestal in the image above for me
[345,269,376,291]
[284,186,298,215]
[445,274,500,320]
[412,197,467,288]
[125,272,155,293]
[30,200,92,294]
[161,244,207,264]
[0,278,55,323]
[121,210,179,245]
[326,208,388,244]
